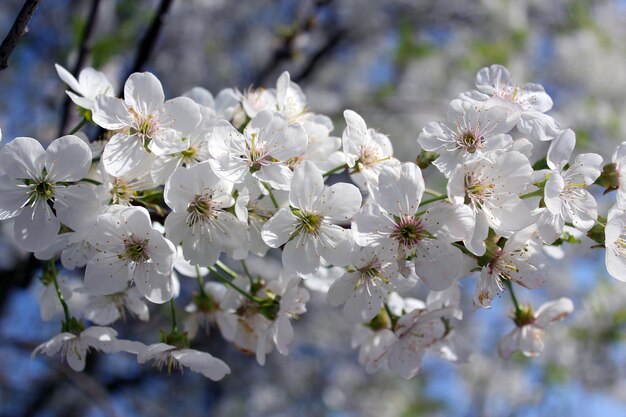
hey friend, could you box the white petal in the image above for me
[45,135,92,182]
[13,203,60,252]
[124,72,164,115]
[289,161,323,210]
[92,96,131,130]
[261,208,297,247]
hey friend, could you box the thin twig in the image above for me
[0,0,42,71]
[119,0,174,94]
[58,0,101,136]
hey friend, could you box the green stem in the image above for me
[209,266,261,304]
[424,188,444,197]
[241,260,254,287]
[68,117,88,135]
[169,298,178,333]
[451,242,477,259]
[216,260,238,279]
[420,194,448,206]
[262,181,279,209]
[520,189,544,199]
[322,164,347,177]
[80,178,102,186]
[504,279,521,316]
[48,259,71,329]
[195,265,207,296]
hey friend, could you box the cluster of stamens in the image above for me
[122,235,150,263]
[186,192,216,227]
[391,216,425,248]
[296,211,323,235]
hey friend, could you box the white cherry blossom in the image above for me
[55,63,114,110]
[0,136,98,252]
[261,161,362,276]
[164,161,248,266]
[499,298,574,359]
[85,206,176,303]
[447,151,533,255]
[92,72,202,177]
[137,343,230,380]
[417,99,518,177]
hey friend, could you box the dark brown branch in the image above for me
[0,0,43,71]
[253,0,333,86]
[58,0,101,136]
[118,0,175,95]
[293,28,347,84]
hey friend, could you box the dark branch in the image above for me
[58,0,101,136]
[293,28,347,84]
[0,0,43,71]
[252,0,333,86]
[119,0,175,94]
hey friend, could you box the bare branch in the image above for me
[119,0,175,94]
[58,0,102,136]
[0,0,43,71]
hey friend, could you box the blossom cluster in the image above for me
[0,63,622,380]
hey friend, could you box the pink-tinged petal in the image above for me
[289,161,323,211]
[387,339,426,379]
[45,135,92,182]
[84,253,130,295]
[13,203,60,252]
[0,137,45,179]
[282,234,320,275]
[315,182,362,221]
[92,96,132,130]
[162,97,201,136]
[124,72,164,115]
[134,263,174,304]
[497,328,520,359]
[102,133,145,177]
[535,298,574,328]
[261,208,297,247]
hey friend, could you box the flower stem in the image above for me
[504,279,522,316]
[424,188,444,197]
[216,260,238,279]
[209,265,261,304]
[420,194,448,206]
[519,189,544,200]
[241,260,254,287]
[195,265,206,297]
[80,178,102,186]
[68,117,88,134]
[48,259,71,330]
[170,298,178,333]
[262,181,279,209]
[322,164,347,177]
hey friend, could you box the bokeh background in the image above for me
[2,0,626,416]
